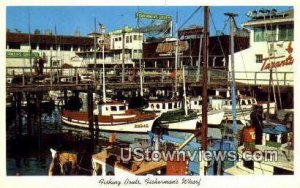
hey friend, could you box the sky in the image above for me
[6,6,291,37]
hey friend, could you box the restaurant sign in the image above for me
[260,42,294,71]
[6,51,39,59]
[156,41,189,56]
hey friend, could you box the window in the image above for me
[168,103,172,109]
[247,99,252,105]
[241,100,246,105]
[254,26,276,42]
[278,24,294,41]
[134,35,137,40]
[130,36,132,43]
[174,102,177,108]
[156,104,160,109]
[256,54,263,63]
[119,106,126,111]
[194,101,197,105]
[162,103,166,109]
[111,106,117,111]
[126,36,129,43]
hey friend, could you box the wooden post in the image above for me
[36,92,42,161]
[26,93,32,136]
[16,92,22,136]
[63,89,68,109]
[87,86,94,152]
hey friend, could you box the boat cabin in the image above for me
[144,100,182,113]
[98,101,129,116]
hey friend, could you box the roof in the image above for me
[242,9,294,27]
[6,32,94,46]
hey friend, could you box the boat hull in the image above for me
[160,118,198,131]
[197,110,225,125]
[61,114,156,133]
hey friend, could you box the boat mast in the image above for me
[137,12,144,96]
[100,24,106,103]
[28,8,32,76]
[183,66,188,116]
[200,6,209,175]
[174,10,179,98]
[225,12,238,147]
[93,18,97,80]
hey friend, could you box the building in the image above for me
[142,26,249,69]
[109,26,144,68]
[6,32,94,75]
[230,9,294,86]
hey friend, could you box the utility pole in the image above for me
[225,11,238,155]
[200,6,209,176]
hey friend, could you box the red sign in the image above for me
[260,42,294,71]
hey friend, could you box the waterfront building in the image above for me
[142,26,249,69]
[6,32,94,75]
[109,26,144,68]
[229,9,294,86]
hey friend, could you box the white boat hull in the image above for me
[61,116,156,133]
[198,110,225,125]
[160,118,198,131]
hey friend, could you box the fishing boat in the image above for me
[225,123,293,175]
[61,100,157,133]
[211,90,276,125]
[91,146,167,175]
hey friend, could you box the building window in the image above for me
[254,26,276,42]
[130,36,132,43]
[278,24,294,41]
[9,42,21,49]
[133,35,137,40]
[126,36,129,43]
[256,54,263,63]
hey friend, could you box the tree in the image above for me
[34,29,41,35]
[14,28,22,33]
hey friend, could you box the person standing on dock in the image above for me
[33,57,38,76]
[38,53,46,75]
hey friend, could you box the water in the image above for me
[6,106,238,176]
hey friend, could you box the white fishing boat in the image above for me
[225,123,293,175]
[188,96,225,125]
[61,100,157,133]
[211,92,276,125]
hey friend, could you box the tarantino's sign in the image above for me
[260,42,294,71]
[6,51,39,58]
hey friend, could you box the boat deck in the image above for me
[92,147,166,175]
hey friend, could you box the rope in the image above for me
[177,7,202,32]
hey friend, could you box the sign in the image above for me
[135,12,172,21]
[109,26,134,35]
[260,42,294,71]
[6,51,39,59]
[156,41,189,56]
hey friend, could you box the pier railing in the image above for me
[6,66,293,88]
[230,71,293,86]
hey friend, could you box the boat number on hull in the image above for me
[134,124,149,128]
